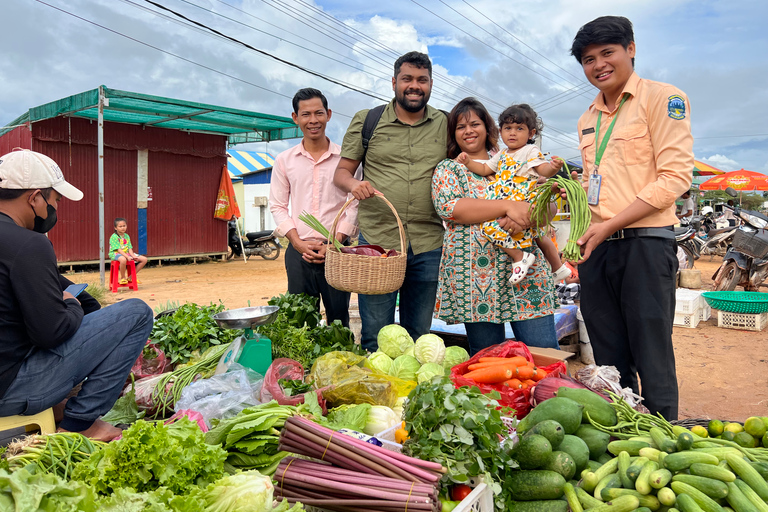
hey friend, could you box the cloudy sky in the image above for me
[3,0,767,173]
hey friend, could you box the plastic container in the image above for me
[716,310,768,331]
[675,289,703,315]
[236,335,273,376]
[702,291,768,314]
[674,311,701,329]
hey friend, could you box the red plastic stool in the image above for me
[109,259,138,293]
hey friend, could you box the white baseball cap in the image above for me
[0,148,83,201]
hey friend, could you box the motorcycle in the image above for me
[712,188,768,291]
[675,225,701,269]
[699,223,738,258]
[227,219,282,261]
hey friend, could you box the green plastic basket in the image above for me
[701,291,768,314]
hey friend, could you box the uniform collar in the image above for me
[294,138,340,163]
[591,71,640,113]
[382,98,441,126]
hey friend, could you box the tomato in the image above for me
[450,484,472,501]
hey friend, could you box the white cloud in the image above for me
[701,155,740,172]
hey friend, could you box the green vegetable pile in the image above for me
[150,302,242,364]
[259,293,365,369]
[402,377,517,510]
[5,432,105,480]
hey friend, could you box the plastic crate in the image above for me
[733,229,768,259]
[699,302,712,322]
[675,289,703,315]
[716,310,768,331]
[674,311,701,328]
[373,424,404,453]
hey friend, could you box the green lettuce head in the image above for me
[377,324,414,358]
[389,354,420,382]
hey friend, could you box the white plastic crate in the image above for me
[717,310,768,331]
[674,311,700,328]
[373,423,404,453]
[454,476,494,512]
[675,289,703,315]
[699,302,712,322]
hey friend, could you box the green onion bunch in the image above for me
[298,211,343,250]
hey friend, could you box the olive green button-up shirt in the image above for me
[340,99,447,255]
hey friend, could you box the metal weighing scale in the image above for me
[212,306,279,376]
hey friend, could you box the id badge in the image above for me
[587,174,602,206]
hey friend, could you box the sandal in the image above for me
[509,253,535,285]
[127,277,142,284]
[552,264,572,282]
[119,279,129,285]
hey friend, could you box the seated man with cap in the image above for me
[0,149,154,441]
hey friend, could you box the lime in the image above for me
[724,422,744,434]
[744,417,767,438]
[761,417,768,429]
[721,431,736,442]
[707,419,724,438]
[691,425,709,438]
[733,431,757,448]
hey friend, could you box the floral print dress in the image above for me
[431,158,556,325]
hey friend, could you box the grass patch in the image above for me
[85,282,111,307]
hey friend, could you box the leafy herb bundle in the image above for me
[402,378,517,510]
[150,302,242,364]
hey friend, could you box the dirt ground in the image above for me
[65,253,768,422]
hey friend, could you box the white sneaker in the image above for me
[552,264,572,282]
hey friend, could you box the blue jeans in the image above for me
[464,314,559,355]
[358,234,442,352]
[0,299,153,432]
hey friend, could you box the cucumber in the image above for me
[749,461,768,480]
[725,481,760,512]
[726,453,768,502]
[587,460,605,472]
[689,463,736,483]
[664,452,720,473]
[598,453,614,464]
[594,473,622,500]
[650,468,673,489]
[528,420,566,447]
[672,425,692,437]
[516,434,553,469]
[541,451,577,480]
[517,397,584,435]
[585,495,640,512]
[627,457,651,484]
[556,387,618,427]
[694,448,743,461]
[618,450,634,489]
[640,447,664,462]
[671,474,729,500]
[650,427,677,454]
[636,460,659,495]
[557,435,591,474]
[582,454,620,492]
[576,485,604,509]
[676,493,706,512]
[670,481,726,512]
[635,508,653,512]
[563,483,583,512]
[609,440,652,456]
[677,432,695,452]
[600,488,661,510]
[733,479,768,512]
[507,470,566,500]
[657,487,677,507]
[508,500,568,512]
[629,436,656,445]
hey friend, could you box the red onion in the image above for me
[530,376,588,407]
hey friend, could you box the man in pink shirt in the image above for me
[269,88,359,326]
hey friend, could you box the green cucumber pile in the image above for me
[531,165,591,262]
[506,385,768,512]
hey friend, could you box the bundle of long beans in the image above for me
[5,432,105,479]
[530,163,591,261]
[275,416,446,512]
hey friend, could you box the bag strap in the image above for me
[360,104,386,167]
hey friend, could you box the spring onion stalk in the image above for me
[298,211,343,250]
[5,432,105,479]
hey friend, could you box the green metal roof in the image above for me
[1,86,300,144]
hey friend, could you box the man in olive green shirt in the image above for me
[334,51,447,351]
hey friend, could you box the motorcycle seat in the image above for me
[246,230,274,241]
[708,227,734,237]
[674,226,693,238]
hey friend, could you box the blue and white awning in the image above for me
[227,150,275,178]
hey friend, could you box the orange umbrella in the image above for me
[698,169,768,191]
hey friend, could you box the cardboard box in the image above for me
[528,346,575,373]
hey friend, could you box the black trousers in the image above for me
[284,243,351,327]
[579,236,679,420]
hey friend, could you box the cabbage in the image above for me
[362,405,400,436]
[199,470,274,512]
[413,334,446,365]
[442,346,470,370]
[389,354,420,382]
[403,346,415,357]
[368,351,394,374]
[416,362,445,384]
[377,324,414,358]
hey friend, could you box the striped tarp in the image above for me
[227,150,275,177]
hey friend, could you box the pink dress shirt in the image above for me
[269,139,359,241]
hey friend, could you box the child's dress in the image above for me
[481,144,546,250]
[109,233,132,260]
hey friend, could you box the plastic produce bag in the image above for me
[174,364,265,427]
[130,342,170,380]
[261,358,330,412]
[132,373,169,414]
[450,341,566,419]
[309,351,416,408]
[575,364,648,413]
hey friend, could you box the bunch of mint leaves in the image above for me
[402,378,517,511]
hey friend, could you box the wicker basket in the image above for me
[325,193,407,295]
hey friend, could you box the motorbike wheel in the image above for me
[680,245,696,269]
[260,240,281,260]
[715,261,742,291]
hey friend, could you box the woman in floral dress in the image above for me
[431,97,558,354]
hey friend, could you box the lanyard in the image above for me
[593,93,629,174]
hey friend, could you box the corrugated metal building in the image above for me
[0,86,300,266]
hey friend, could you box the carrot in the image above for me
[467,361,520,371]
[463,366,513,384]
[531,368,547,381]
[479,356,528,366]
[515,366,535,380]
[503,378,522,389]
[523,379,536,387]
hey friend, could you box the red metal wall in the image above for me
[0,126,32,154]
[0,117,228,262]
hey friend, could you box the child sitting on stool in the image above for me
[109,217,147,284]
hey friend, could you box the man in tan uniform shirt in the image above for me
[571,16,694,420]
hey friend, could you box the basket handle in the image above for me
[328,192,407,255]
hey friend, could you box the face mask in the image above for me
[31,195,58,233]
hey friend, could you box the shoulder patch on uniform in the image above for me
[667,95,686,120]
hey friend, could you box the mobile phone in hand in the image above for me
[64,283,88,297]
